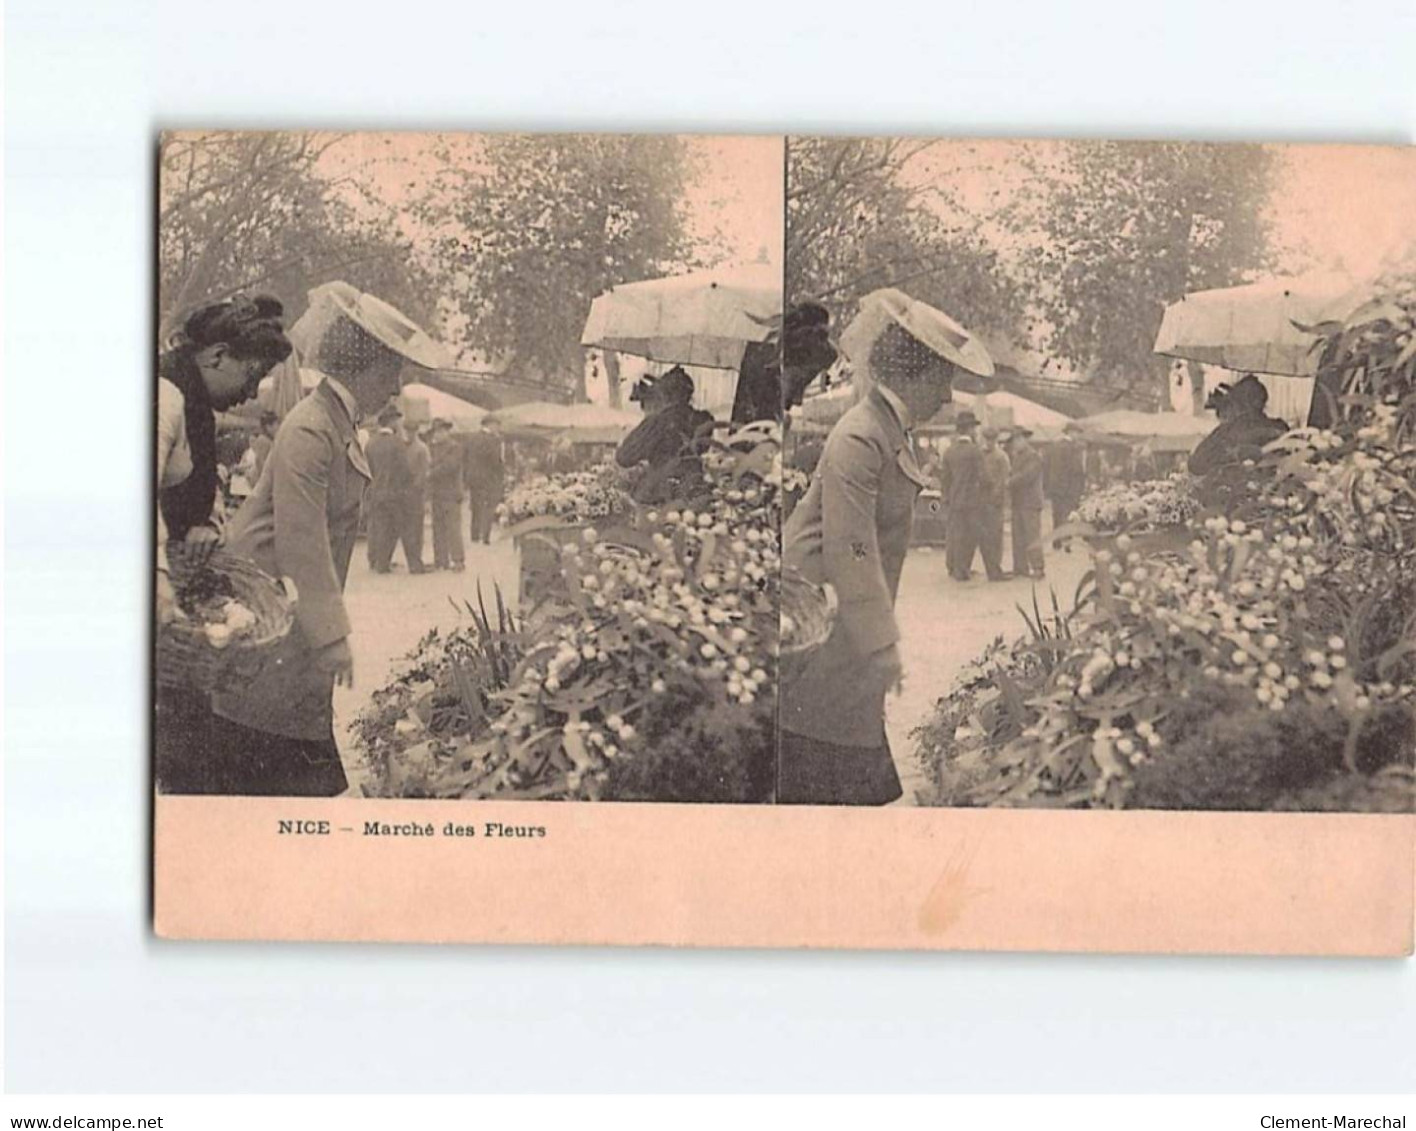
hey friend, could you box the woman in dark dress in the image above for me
[155,297,294,794]
[159,296,295,551]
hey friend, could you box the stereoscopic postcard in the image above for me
[154,131,1414,953]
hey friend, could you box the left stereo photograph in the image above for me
[153,131,789,805]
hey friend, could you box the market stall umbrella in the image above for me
[484,401,645,443]
[581,262,783,371]
[936,389,1071,430]
[398,382,488,433]
[840,288,996,378]
[1153,273,1367,377]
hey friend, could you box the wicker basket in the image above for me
[780,568,837,682]
[157,547,296,693]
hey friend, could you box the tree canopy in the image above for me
[417,134,706,387]
[158,132,434,339]
[786,137,1030,350]
[1005,140,1277,392]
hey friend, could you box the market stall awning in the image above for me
[398,382,488,432]
[1076,408,1217,443]
[797,383,1064,430]
[925,389,1072,431]
[581,262,782,371]
[484,401,645,443]
[1154,273,1366,377]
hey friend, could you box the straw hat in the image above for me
[839,288,995,378]
[323,287,449,370]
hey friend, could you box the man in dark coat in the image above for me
[399,420,431,573]
[1045,422,1087,548]
[937,410,984,580]
[976,426,1011,582]
[1007,427,1046,578]
[463,420,506,545]
[616,366,715,502]
[1188,374,1289,476]
[364,404,408,573]
[427,418,465,571]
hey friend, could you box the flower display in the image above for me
[499,462,638,527]
[357,423,788,803]
[1075,471,1200,531]
[914,284,1416,813]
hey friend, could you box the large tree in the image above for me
[1012,140,1277,394]
[158,131,434,339]
[418,134,703,389]
[786,137,1030,349]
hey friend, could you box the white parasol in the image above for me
[1153,273,1366,377]
[581,262,783,371]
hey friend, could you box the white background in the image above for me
[5,0,1416,1094]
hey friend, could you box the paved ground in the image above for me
[887,525,1092,804]
[332,521,519,790]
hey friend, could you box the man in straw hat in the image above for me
[208,286,443,795]
[780,291,968,805]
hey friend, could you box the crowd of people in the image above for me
[926,414,1088,582]
[362,409,506,575]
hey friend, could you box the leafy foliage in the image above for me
[158,132,435,337]
[786,137,1029,348]
[914,278,1416,812]
[416,134,706,387]
[1009,141,1277,393]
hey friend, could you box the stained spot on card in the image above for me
[918,840,987,935]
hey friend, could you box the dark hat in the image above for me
[955,410,979,429]
[431,416,453,430]
[1230,373,1269,410]
[1010,425,1034,439]
[658,365,695,400]
[376,403,403,427]
[784,302,831,331]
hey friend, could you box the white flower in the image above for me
[651,679,667,694]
